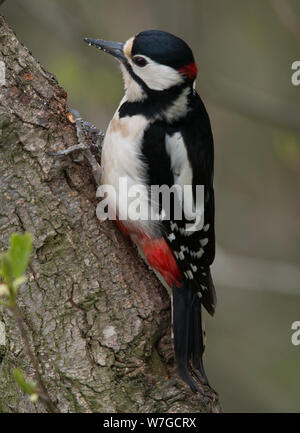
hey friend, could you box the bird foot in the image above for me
[47,109,104,186]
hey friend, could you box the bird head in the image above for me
[84,30,197,101]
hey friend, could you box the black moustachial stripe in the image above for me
[119,81,186,119]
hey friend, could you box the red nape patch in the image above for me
[138,235,182,288]
[177,62,198,80]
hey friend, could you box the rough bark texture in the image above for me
[0,16,221,413]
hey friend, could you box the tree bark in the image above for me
[0,16,221,413]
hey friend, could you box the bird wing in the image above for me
[141,92,216,315]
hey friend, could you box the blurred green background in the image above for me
[2,0,300,412]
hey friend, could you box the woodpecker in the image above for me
[84,30,216,393]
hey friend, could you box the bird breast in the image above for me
[101,108,160,236]
[101,110,148,189]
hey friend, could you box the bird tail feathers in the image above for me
[172,281,210,392]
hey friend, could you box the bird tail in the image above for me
[172,281,210,392]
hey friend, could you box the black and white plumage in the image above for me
[140,93,216,316]
[84,30,216,393]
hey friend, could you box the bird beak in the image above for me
[84,38,126,63]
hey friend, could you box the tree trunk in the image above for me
[0,16,221,413]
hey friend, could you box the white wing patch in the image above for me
[165,132,195,221]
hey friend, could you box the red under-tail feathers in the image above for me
[115,219,182,287]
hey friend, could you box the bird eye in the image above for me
[132,56,147,67]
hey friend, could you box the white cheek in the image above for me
[120,64,145,102]
[131,57,184,91]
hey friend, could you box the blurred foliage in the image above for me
[13,369,38,403]
[0,233,32,307]
[1,0,300,412]
[274,132,300,169]
[49,50,123,106]
[0,233,40,404]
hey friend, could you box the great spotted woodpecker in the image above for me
[84,30,216,393]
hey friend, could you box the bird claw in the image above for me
[70,109,104,157]
[47,109,104,186]
[46,142,87,158]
